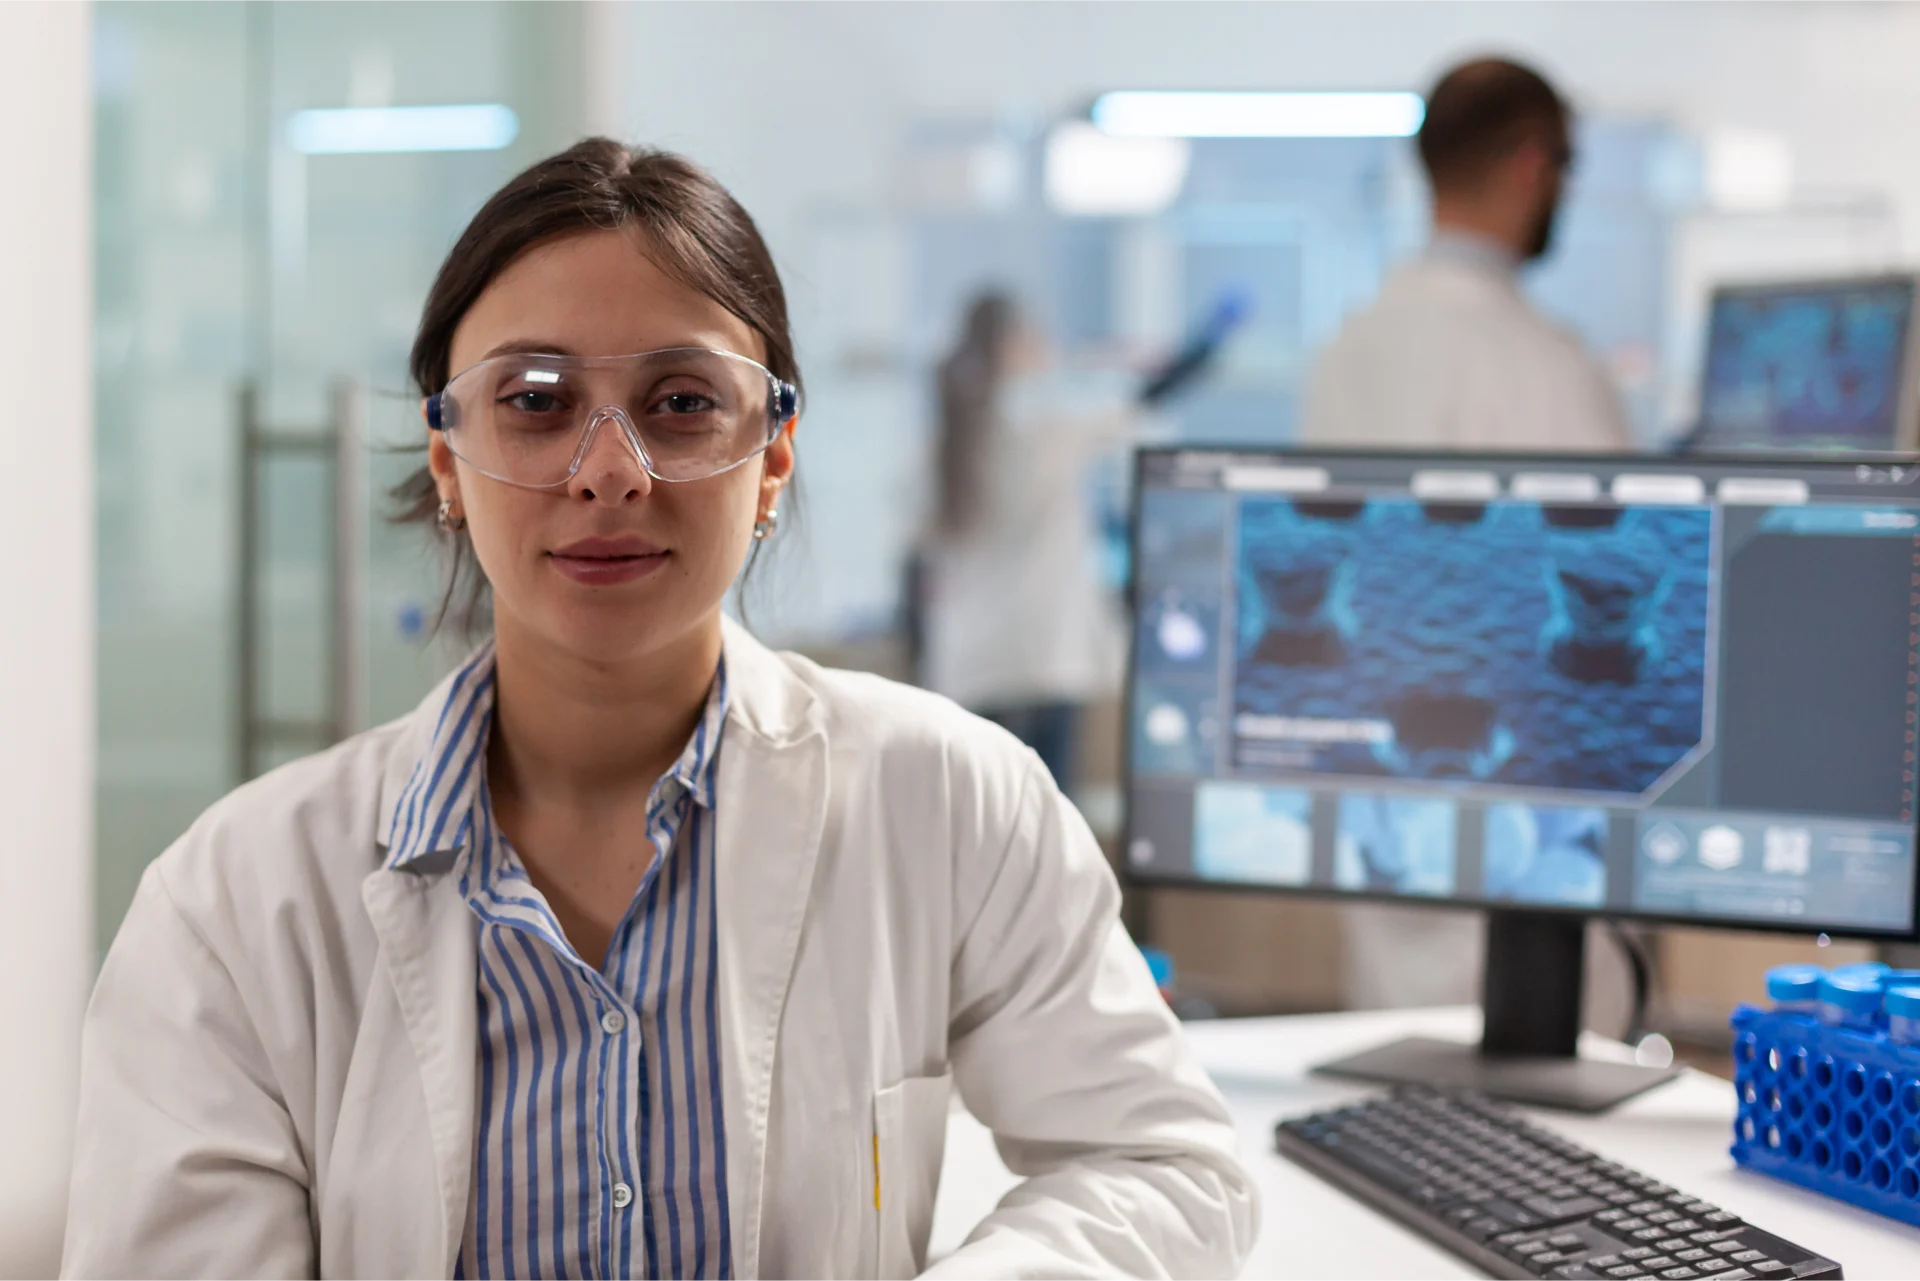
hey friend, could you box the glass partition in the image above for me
[93,0,590,950]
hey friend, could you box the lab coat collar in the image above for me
[374,616,819,864]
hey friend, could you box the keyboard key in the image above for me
[1609,1268,1647,1280]
[1669,1219,1702,1233]
[1588,1255,1623,1269]
[1694,1262,1736,1276]
[1675,1249,1709,1262]
[1642,1258,1675,1270]
[1731,1252,1768,1265]
[1622,1248,1656,1260]
[1698,1232,1738,1245]
[1710,1241,1745,1253]
[1634,1228,1670,1242]
[1550,1232,1586,1248]
[1716,1272,1755,1280]
[1646,1210,1680,1224]
[1703,1211,1740,1225]
[1749,1262,1787,1275]
[1630,1201,1665,1214]
[1596,1209,1629,1223]
[1531,1195,1610,1220]
[1660,1269,1699,1279]
[1657,1239,1691,1253]
[1617,1218,1649,1231]
[1464,1217,1506,1241]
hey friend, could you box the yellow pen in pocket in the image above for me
[873,1131,882,1210]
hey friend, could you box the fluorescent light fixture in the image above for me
[1044,122,1190,216]
[286,104,520,155]
[1092,91,1424,139]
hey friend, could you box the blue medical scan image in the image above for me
[1334,793,1458,896]
[1233,498,1712,798]
[1483,803,1609,907]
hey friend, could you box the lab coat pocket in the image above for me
[870,1072,952,1279]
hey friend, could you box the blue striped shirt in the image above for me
[384,642,731,1279]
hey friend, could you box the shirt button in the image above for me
[601,1009,626,1035]
[611,1182,634,1209]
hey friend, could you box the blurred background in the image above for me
[9,0,1920,1271]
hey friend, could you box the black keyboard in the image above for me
[1275,1088,1841,1280]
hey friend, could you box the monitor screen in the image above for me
[1126,448,1920,939]
[1696,276,1917,451]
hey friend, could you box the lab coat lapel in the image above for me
[714,620,829,1279]
[360,860,478,1276]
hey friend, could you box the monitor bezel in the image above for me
[1121,443,1920,943]
[1692,272,1920,453]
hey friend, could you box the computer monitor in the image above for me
[1690,274,1920,452]
[1126,446,1920,1108]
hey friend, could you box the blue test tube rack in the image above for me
[1730,1003,1920,1228]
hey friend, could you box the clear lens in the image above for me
[437,347,783,486]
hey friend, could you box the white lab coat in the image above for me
[63,618,1255,1279]
[1301,234,1633,453]
[1300,233,1634,1011]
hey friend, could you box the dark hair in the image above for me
[395,137,802,631]
[1416,58,1569,194]
[933,290,1016,538]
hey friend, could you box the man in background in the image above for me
[1302,57,1635,1011]
[1303,57,1632,451]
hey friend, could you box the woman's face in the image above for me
[428,228,793,666]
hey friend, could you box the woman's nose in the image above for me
[569,409,654,503]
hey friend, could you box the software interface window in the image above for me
[1128,450,1920,935]
[1697,277,1918,450]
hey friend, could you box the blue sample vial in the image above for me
[1766,963,1826,1015]
[1829,961,1891,981]
[1820,971,1885,1031]
[1890,986,1920,1045]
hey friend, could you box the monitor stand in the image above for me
[1312,909,1681,1113]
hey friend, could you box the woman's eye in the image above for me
[653,391,718,416]
[501,390,564,414]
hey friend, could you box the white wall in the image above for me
[0,2,94,1274]
[602,0,1920,643]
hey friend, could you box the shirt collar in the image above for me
[382,641,729,870]
[1424,226,1520,278]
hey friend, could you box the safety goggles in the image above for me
[426,347,799,487]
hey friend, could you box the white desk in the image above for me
[931,1008,1920,1278]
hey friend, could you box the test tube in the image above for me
[1819,970,1885,1032]
[1888,985,1920,1045]
[1765,963,1826,1016]
[1889,990,1920,1044]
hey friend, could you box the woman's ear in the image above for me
[760,418,797,509]
[427,411,460,503]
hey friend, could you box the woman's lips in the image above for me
[548,537,669,585]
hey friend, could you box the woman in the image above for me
[919,292,1132,792]
[64,141,1255,1279]
[919,290,1243,791]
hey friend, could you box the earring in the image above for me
[437,498,466,533]
[752,508,780,541]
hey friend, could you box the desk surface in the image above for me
[930,1007,1920,1278]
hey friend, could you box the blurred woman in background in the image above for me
[919,292,1131,791]
[919,289,1243,791]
